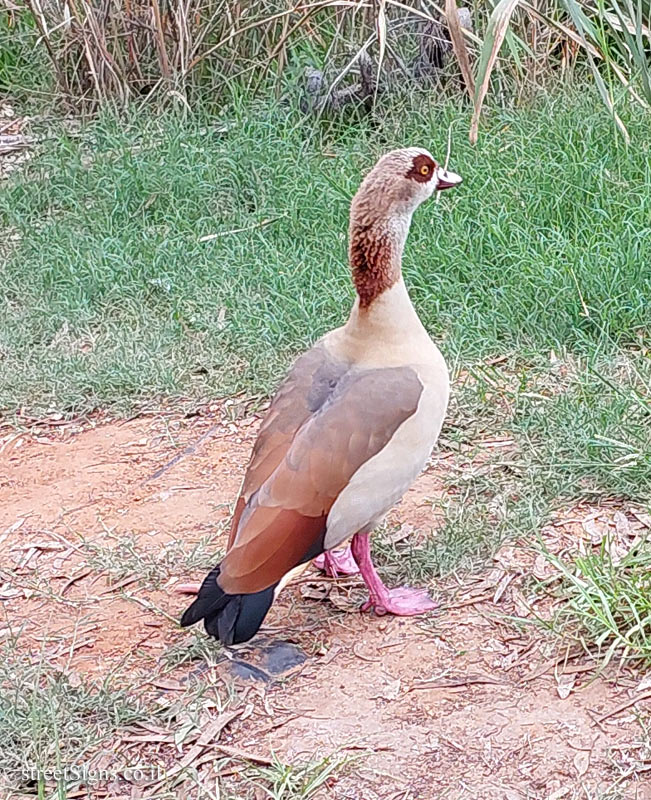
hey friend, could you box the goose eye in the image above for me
[419,164,430,176]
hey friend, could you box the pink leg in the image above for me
[314,545,360,578]
[350,533,437,616]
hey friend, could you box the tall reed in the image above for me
[6,0,650,139]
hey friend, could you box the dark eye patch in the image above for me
[406,154,437,183]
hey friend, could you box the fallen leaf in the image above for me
[0,585,23,599]
[512,589,533,617]
[413,673,506,689]
[174,718,195,749]
[12,541,64,552]
[492,571,515,603]
[196,708,241,746]
[5,518,25,535]
[327,587,365,613]
[583,518,607,545]
[216,744,273,765]
[631,509,651,529]
[614,510,631,536]
[532,554,549,580]
[385,523,414,545]
[300,582,330,601]
[150,678,184,691]
[67,671,82,688]
[556,672,575,699]
[574,749,590,776]
[546,788,571,800]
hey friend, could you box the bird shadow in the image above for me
[227,639,308,684]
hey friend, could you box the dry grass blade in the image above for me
[15,0,651,123]
[608,0,651,104]
[25,0,70,97]
[520,0,650,108]
[376,0,388,80]
[151,0,171,81]
[562,0,632,142]
[186,0,359,74]
[445,0,474,98]
[470,0,521,144]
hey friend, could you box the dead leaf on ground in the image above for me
[301,580,365,612]
[532,553,551,580]
[384,523,414,545]
[573,749,590,776]
[328,586,365,613]
[493,571,516,603]
[412,673,506,689]
[300,582,330,601]
[582,517,608,545]
[196,708,242,746]
[546,788,571,800]
[150,678,184,691]
[0,584,23,599]
[67,670,83,688]
[631,509,651,529]
[556,672,575,699]
[370,677,401,701]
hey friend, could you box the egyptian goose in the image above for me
[180,148,462,644]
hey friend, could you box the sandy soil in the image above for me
[2,406,650,800]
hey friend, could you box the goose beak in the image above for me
[436,167,463,191]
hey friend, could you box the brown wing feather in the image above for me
[219,362,422,594]
[227,345,347,548]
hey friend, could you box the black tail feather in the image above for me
[180,565,276,645]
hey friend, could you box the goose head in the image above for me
[350,147,462,223]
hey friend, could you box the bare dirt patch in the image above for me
[2,409,650,799]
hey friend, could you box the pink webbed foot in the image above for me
[361,586,438,616]
[351,532,437,618]
[313,545,360,578]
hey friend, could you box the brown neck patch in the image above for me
[349,223,399,309]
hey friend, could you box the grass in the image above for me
[242,753,349,800]
[370,344,650,662]
[374,351,650,581]
[1,89,649,421]
[83,527,226,588]
[0,627,344,799]
[0,638,152,795]
[537,532,651,666]
[5,0,651,143]
[0,11,50,109]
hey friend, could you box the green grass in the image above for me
[1,89,649,420]
[370,345,650,664]
[538,533,651,666]
[0,639,151,795]
[83,527,226,588]
[0,11,51,107]
[373,351,650,586]
[240,753,349,800]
